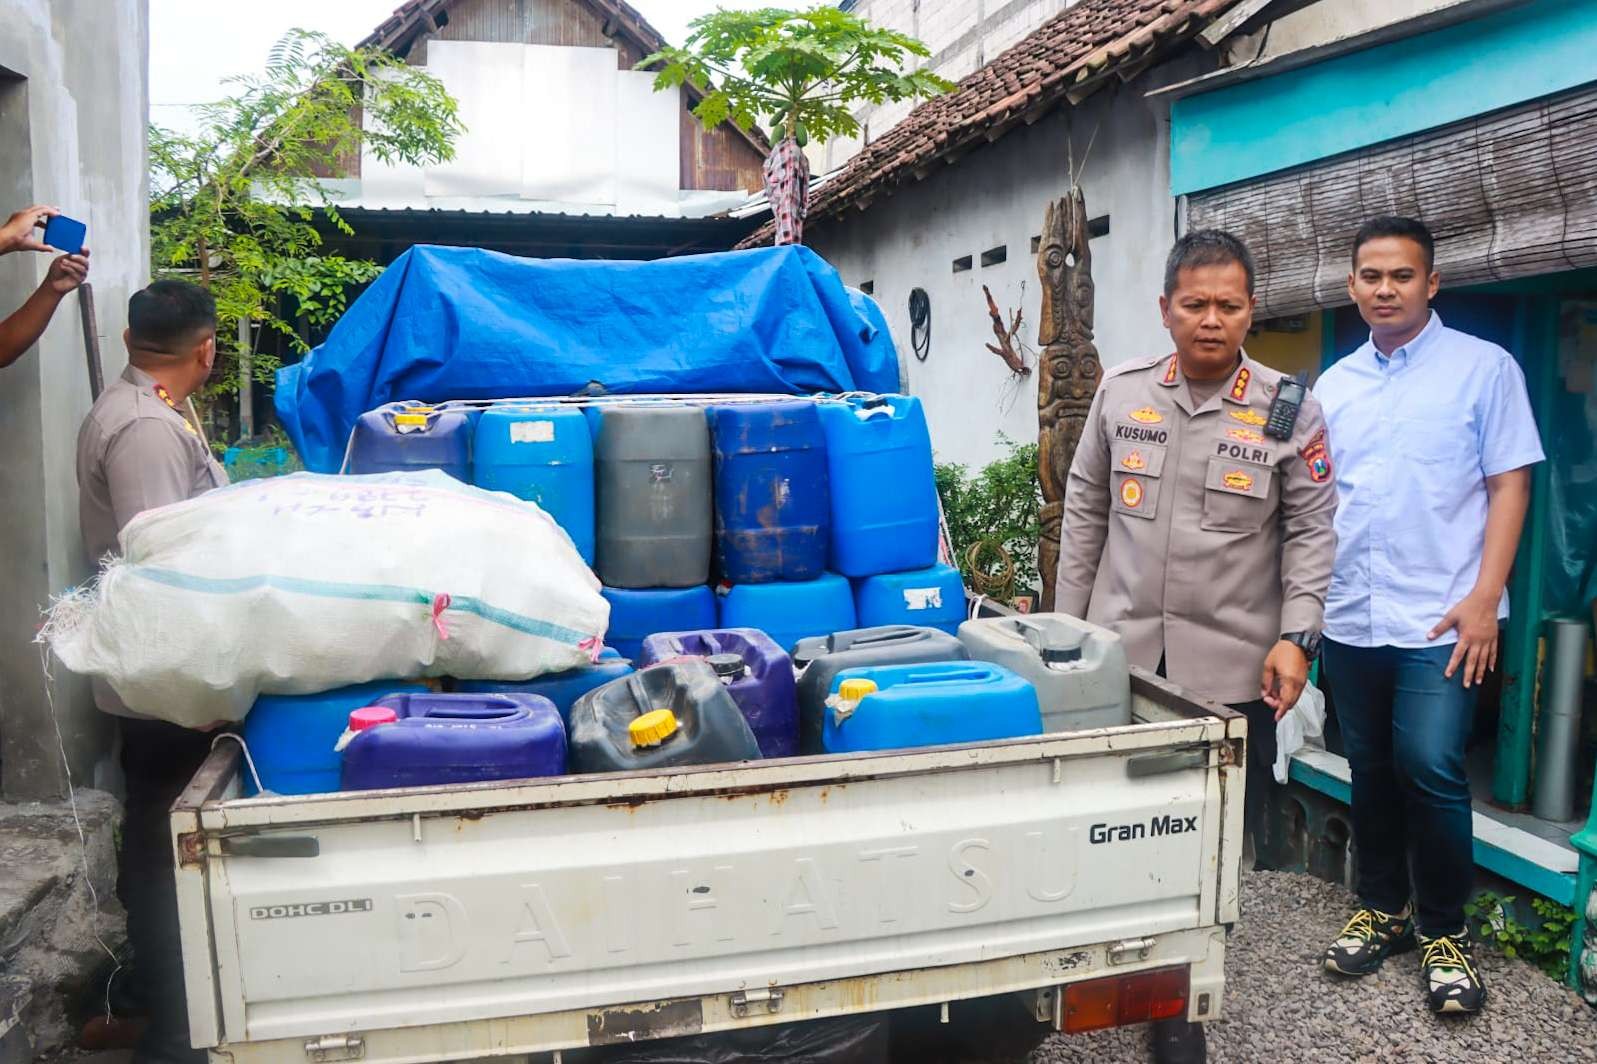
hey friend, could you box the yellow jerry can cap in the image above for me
[837,678,878,702]
[393,411,431,428]
[629,708,679,748]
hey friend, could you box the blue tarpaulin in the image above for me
[275,244,900,472]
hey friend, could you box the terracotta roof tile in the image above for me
[739,0,1239,246]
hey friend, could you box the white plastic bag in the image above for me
[1273,679,1327,784]
[44,471,608,727]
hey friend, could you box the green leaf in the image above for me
[637,7,949,147]
[149,28,458,427]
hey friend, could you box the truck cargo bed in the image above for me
[173,669,1243,1062]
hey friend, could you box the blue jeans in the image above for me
[1322,640,1478,935]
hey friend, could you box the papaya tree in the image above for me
[641,7,951,245]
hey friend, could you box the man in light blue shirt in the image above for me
[1314,217,1543,1016]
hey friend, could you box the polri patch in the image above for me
[1223,469,1255,492]
[1226,427,1264,445]
[1300,428,1332,483]
[1121,449,1147,471]
[1128,406,1163,424]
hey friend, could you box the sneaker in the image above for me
[1419,930,1486,1014]
[1323,906,1416,976]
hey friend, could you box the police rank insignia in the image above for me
[1300,428,1332,483]
[1162,358,1178,384]
[1120,478,1145,509]
[1128,407,1163,424]
[154,383,198,434]
[1229,409,1267,427]
[1229,367,1251,401]
[1226,427,1265,445]
[1223,470,1254,491]
[1121,450,1147,471]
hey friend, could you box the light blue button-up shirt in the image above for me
[1315,313,1545,648]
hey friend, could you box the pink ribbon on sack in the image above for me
[430,593,452,640]
[578,636,603,663]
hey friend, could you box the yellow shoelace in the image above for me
[1421,934,1475,978]
[1338,908,1398,943]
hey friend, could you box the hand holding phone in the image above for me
[0,204,60,255]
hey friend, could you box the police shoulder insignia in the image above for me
[153,384,176,409]
[1223,469,1254,491]
[1226,427,1264,444]
[181,420,198,436]
[1229,367,1251,401]
[1128,406,1163,424]
[1229,409,1266,427]
[1161,357,1179,385]
[1120,477,1145,509]
[1121,450,1147,471]
[1300,428,1332,483]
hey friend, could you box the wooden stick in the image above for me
[982,284,1031,376]
[78,282,104,401]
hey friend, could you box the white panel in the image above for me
[522,44,617,206]
[424,41,526,199]
[614,71,680,215]
[358,69,427,207]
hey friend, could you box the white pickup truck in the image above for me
[172,665,1244,1063]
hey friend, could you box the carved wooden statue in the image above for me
[1036,188,1102,612]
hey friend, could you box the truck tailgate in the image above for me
[174,675,1243,1057]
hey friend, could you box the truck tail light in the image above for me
[1061,966,1189,1034]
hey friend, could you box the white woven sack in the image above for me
[44,470,608,727]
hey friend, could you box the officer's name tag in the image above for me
[1114,423,1169,445]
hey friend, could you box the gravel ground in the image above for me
[1030,871,1597,1064]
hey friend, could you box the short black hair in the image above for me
[1352,215,1435,272]
[1164,229,1255,297]
[128,279,216,353]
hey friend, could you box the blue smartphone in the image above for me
[42,214,86,255]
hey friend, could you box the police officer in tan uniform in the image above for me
[1055,231,1337,1062]
[76,279,226,1064]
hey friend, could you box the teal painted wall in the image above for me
[1171,0,1597,196]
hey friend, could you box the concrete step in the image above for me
[1290,748,1581,905]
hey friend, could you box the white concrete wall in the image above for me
[807,64,1198,473]
[353,42,722,217]
[0,0,148,799]
[817,0,1081,174]
[1224,0,1486,66]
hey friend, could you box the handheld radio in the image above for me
[1265,372,1308,440]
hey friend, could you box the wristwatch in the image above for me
[1281,630,1322,661]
